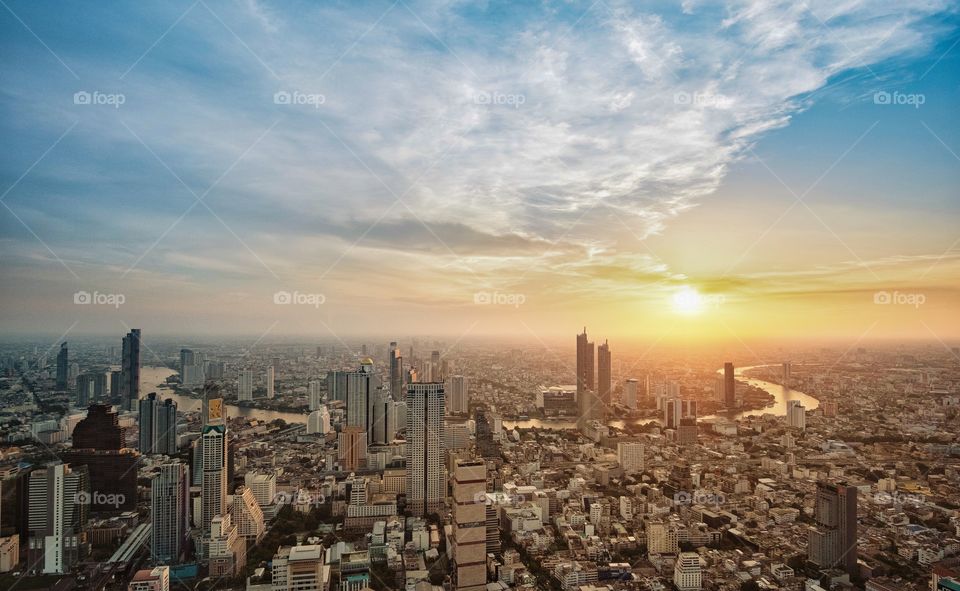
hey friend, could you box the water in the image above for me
[139,367,309,424]
[502,364,818,430]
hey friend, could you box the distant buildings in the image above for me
[308,380,323,410]
[238,369,254,401]
[265,366,275,399]
[447,374,469,415]
[617,442,643,474]
[406,382,445,516]
[808,481,858,576]
[576,328,595,424]
[624,378,638,409]
[597,340,611,415]
[64,404,137,511]
[307,407,331,435]
[138,393,178,455]
[787,400,806,430]
[56,342,68,390]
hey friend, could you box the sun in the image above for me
[671,286,705,315]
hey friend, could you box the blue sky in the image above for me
[1,0,958,341]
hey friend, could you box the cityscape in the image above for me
[1,2,959,591]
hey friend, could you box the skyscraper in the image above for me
[237,369,253,402]
[265,366,275,399]
[447,375,468,415]
[308,380,322,411]
[27,463,88,574]
[338,425,367,472]
[475,407,497,459]
[451,459,487,591]
[56,342,68,390]
[150,460,189,564]
[200,396,227,534]
[624,378,638,409]
[597,340,611,415]
[343,358,382,445]
[430,350,441,381]
[121,329,142,411]
[139,393,178,455]
[723,362,735,408]
[808,481,858,576]
[65,404,138,511]
[787,400,806,430]
[389,343,403,401]
[406,382,445,516]
[576,328,595,423]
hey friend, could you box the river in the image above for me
[141,363,818,430]
[501,364,819,430]
[139,366,309,424]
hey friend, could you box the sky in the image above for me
[1,0,958,348]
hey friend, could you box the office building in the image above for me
[576,328,595,423]
[200,406,228,534]
[808,481,858,576]
[272,544,326,591]
[389,343,403,401]
[447,375,469,415]
[56,342,68,390]
[624,378,638,409]
[723,362,735,408]
[150,461,189,564]
[121,329,142,411]
[451,459,487,591]
[244,472,277,507]
[787,400,806,430]
[617,442,644,474]
[232,485,265,542]
[338,426,367,472]
[139,393,178,455]
[673,552,702,590]
[265,366,275,399]
[597,340,611,415]
[64,404,138,511]
[406,382,445,516]
[238,369,254,402]
[27,463,88,574]
[308,380,323,411]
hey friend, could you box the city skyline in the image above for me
[0,2,958,342]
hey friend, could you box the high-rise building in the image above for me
[430,350,441,382]
[243,473,277,507]
[673,552,702,590]
[665,398,682,430]
[231,486,265,542]
[782,361,792,380]
[808,481,858,576]
[447,375,468,415]
[389,343,403,401]
[338,426,367,472]
[265,366,275,399]
[56,342,69,390]
[207,512,245,577]
[327,370,348,404]
[597,340,611,415]
[723,362,735,408]
[64,404,137,511]
[624,378,638,409]
[617,442,644,474]
[307,407,331,435]
[27,463,88,574]
[272,545,325,591]
[76,372,106,406]
[787,400,806,430]
[200,418,228,534]
[139,393,178,455]
[238,369,254,402]
[110,370,121,401]
[576,328,595,423]
[406,382,445,516]
[150,461,189,564]
[451,459,487,591]
[343,358,382,445]
[121,329,142,411]
[474,407,497,459]
[308,380,323,411]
